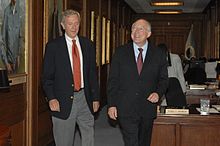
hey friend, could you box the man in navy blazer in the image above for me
[107,19,168,146]
[42,9,100,146]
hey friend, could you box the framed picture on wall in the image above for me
[43,0,66,53]
[106,19,110,64]
[90,11,101,66]
[101,16,106,65]
[0,0,26,75]
[111,22,116,55]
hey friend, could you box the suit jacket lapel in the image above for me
[140,43,154,76]
[78,37,87,77]
[79,37,85,58]
[127,43,140,76]
[60,36,73,79]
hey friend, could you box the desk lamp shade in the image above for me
[0,69,9,89]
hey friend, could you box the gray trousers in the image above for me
[52,89,94,146]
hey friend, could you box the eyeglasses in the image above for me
[131,26,150,33]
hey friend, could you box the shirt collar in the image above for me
[133,41,148,52]
[65,33,79,43]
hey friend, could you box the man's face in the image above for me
[131,19,151,47]
[61,14,80,39]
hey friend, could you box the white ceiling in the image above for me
[124,0,212,13]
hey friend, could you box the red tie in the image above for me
[72,40,81,91]
[137,48,143,75]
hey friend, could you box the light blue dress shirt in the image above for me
[133,42,148,62]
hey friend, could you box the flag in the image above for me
[185,24,196,60]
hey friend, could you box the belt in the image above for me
[74,88,84,92]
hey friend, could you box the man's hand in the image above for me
[49,99,60,111]
[108,107,117,120]
[93,101,100,112]
[147,92,159,103]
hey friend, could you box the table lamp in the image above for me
[0,68,9,89]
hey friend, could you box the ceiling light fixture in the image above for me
[150,1,184,6]
[154,9,183,14]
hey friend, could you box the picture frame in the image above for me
[106,19,110,64]
[43,0,66,53]
[101,16,106,65]
[0,0,26,75]
[90,11,101,67]
[90,11,101,66]
[90,11,95,42]
[111,22,116,55]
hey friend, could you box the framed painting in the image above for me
[0,0,26,75]
[90,11,101,66]
[101,16,106,65]
[43,0,66,52]
[111,22,116,55]
[106,19,110,64]
[96,15,101,66]
[90,11,95,42]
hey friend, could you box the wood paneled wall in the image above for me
[203,0,220,58]
[133,0,220,59]
[133,14,204,57]
[30,0,45,146]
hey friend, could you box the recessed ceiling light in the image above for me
[150,1,184,6]
[154,9,183,14]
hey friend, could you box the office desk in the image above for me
[151,113,220,146]
[186,89,220,105]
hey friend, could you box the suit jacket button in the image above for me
[72,84,74,87]
[70,96,74,99]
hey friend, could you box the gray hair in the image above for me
[61,9,81,24]
[132,19,151,32]
[145,20,151,32]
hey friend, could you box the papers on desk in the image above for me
[189,84,207,90]
[212,105,220,111]
[216,91,220,96]
[196,108,219,113]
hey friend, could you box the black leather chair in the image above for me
[185,60,207,84]
[185,67,207,84]
[165,77,187,107]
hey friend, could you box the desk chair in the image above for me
[185,67,207,84]
[165,77,187,107]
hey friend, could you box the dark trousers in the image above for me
[118,115,154,146]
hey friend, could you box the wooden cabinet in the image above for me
[0,84,26,146]
[0,125,10,146]
[151,114,220,146]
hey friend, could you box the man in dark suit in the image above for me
[42,9,100,146]
[107,19,168,146]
